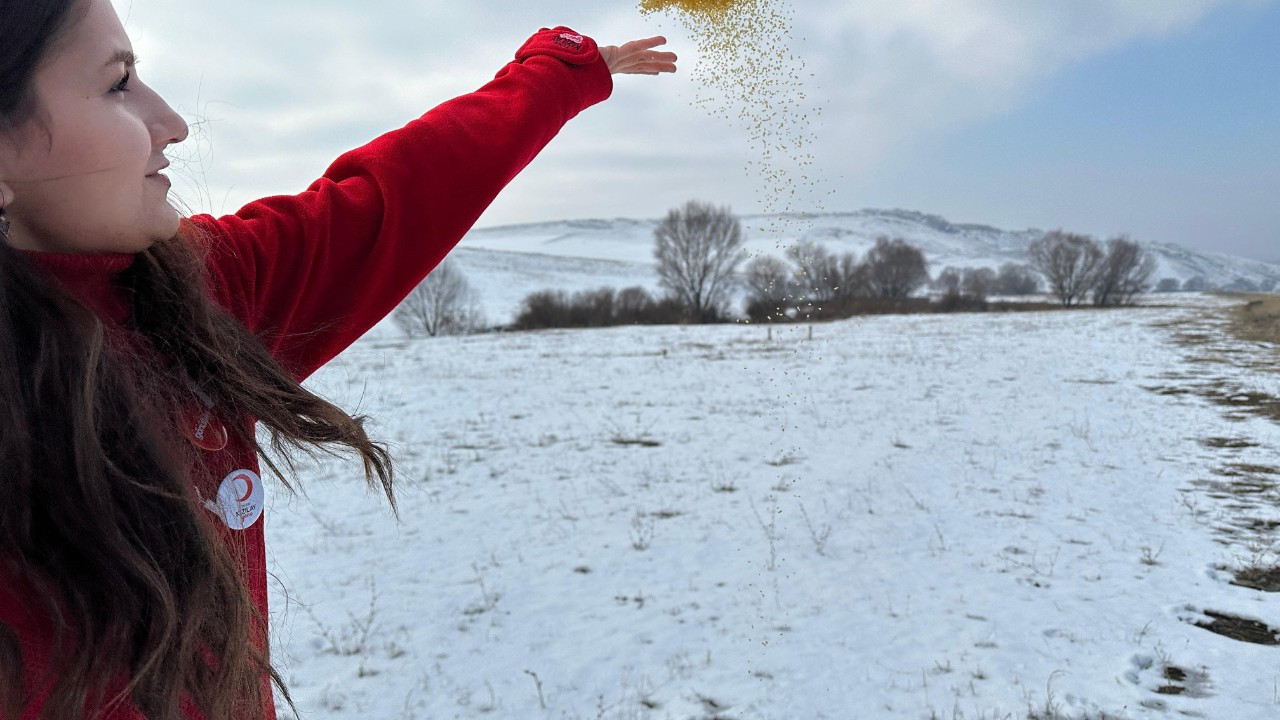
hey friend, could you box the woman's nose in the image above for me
[150,91,189,148]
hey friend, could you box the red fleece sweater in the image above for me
[0,27,611,719]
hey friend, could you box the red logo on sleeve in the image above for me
[554,32,584,50]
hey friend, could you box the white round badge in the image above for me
[201,469,264,530]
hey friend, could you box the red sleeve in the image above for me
[185,27,613,381]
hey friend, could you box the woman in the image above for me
[0,0,677,717]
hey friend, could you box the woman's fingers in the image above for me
[627,35,669,50]
[600,36,678,75]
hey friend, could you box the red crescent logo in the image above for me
[234,473,254,503]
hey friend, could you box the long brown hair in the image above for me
[0,1,396,718]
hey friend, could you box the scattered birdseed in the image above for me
[639,0,829,235]
[639,3,822,504]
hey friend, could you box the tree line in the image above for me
[393,200,1259,336]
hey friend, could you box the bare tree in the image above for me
[864,236,928,299]
[934,266,963,295]
[744,255,793,303]
[742,255,793,322]
[653,200,745,321]
[393,258,483,337]
[935,265,995,302]
[787,242,865,302]
[783,242,831,301]
[833,251,866,300]
[1027,231,1103,306]
[1090,235,1156,306]
[961,267,997,301]
[993,263,1041,295]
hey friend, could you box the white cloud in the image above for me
[797,0,1249,163]
[114,0,1267,235]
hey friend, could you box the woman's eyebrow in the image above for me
[102,49,138,68]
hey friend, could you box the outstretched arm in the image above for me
[188,28,676,382]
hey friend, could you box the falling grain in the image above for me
[639,0,828,231]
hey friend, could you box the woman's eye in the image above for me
[111,71,132,94]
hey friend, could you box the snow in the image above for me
[265,288,1280,719]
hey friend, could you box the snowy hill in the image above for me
[443,208,1280,325]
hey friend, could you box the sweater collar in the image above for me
[18,248,137,327]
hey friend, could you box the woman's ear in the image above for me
[0,183,14,210]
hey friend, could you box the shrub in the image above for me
[616,285,652,319]
[993,263,1041,295]
[961,267,997,301]
[513,286,696,330]
[616,287,688,325]
[936,291,989,312]
[514,289,571,330]
[817,297,933,317]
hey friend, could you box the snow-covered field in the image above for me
[265,293,1280,719]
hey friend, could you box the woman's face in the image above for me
[0,0,188,254]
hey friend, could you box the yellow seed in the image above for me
[638,0,826,239]
[639,0,742,14]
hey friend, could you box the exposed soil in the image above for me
[612,437,662,448]
[1230,565,1280,593]
[1191,609,1280,645]
[1154,664,1214,698]
[1198,437,1259,449]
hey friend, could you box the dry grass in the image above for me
[1152,298,1280,602]
[1224,292,1280,344]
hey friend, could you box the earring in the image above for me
[0,208,9,241]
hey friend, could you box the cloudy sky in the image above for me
[116,0,1278,260]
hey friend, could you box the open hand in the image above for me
[599,36,678,75]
